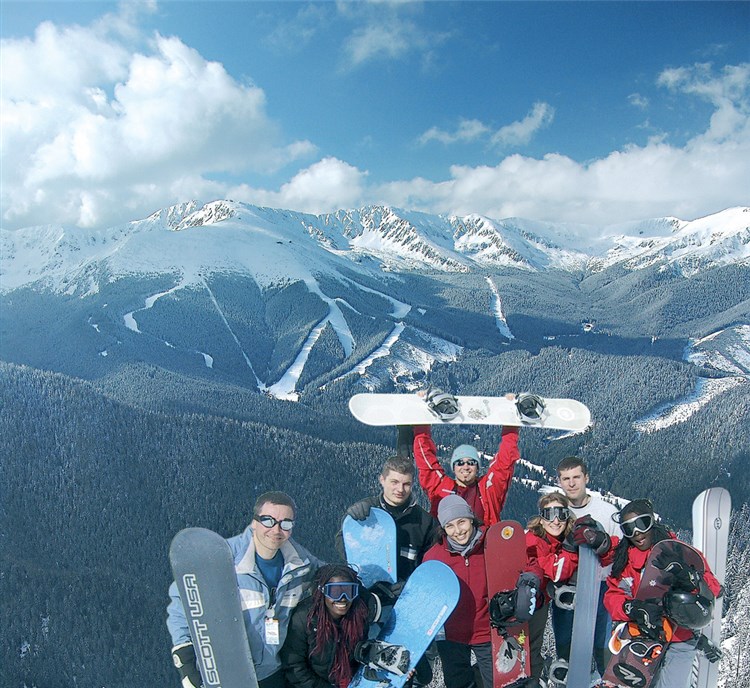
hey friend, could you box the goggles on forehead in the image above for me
[320,581,359,602]
[540,506,570,522]
[620,513,654,538]
[454,459,478,467]
[255,515,295,531]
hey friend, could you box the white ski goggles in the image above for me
[620,513,654,538]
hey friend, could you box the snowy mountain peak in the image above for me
[2,202,748,295]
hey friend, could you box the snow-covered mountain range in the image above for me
[2,202,748,294]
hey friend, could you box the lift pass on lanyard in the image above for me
[265,617,280,645]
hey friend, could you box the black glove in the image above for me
[653,554,703,592]
[489,590,516,629]
[514,572,541,621]
[368,580,403,607]
[572,516,612,555]
[562,530,579,553]
[624,599,663,640]
[172,643,203,688]
[346,499,372,521]
[354,640,411,678]
[396,426,414,459]
[696,634,722,663]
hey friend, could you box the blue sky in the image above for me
[2,1,748,231]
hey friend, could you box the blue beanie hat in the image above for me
[451,444,480,467]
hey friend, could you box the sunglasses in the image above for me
[454,459,478,467]
[620,514,654,538]
[255,515,295,532]
[540,506,570,522]
[320,581,359,602]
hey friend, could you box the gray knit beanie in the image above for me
[437,494,475,527]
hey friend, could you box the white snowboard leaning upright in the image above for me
[349,393,591,432]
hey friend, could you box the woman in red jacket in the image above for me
[423,494,493,688]
[605,499,722,688]
[525,493,578,685]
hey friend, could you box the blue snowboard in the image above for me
[348,560,460,688]
[169,527,259,688]
[343,508,398,587]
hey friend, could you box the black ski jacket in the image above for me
[280,597,366,688]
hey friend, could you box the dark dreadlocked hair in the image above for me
[307,564,369,688]
[611,499,672,578]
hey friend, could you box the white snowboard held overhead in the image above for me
[349,392,591,431]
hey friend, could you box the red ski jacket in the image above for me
[524,531,579,602]
[604,535,721,643]
[423,530,490,645]
[412,425,520,526]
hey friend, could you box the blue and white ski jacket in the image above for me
[167,525,324,680]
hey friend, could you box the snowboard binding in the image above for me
[515,393,547,424]
[424,386,461,421]
[355,640,411,679]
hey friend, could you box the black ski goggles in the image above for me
[620,514,654,538]
[254,515,295,532]
[454,459,478,467]
[320,581,359,602]
[540,506,570,522]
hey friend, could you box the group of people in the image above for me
[167,405,722,688]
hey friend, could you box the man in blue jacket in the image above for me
[167,491,323,688]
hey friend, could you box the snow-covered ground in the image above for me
[633,325,749,434]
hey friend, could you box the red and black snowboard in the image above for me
[485,520,531,688]
[599,540,705,688]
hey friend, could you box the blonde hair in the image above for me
[527,492,574,538]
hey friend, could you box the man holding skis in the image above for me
[167,491,323,688]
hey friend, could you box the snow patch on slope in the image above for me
[633,323,749,433]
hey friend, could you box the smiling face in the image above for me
[444,516,475,546]
[323,575,354,620]
[540,499,568,539]
[452,459,479,487]
[621,511,656,551]
[379,469,412,507]
[251,501,294,559]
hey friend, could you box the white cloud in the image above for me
[374,64,750,225]
[490,102,555,148]
[418,119,490,145]
[229,157,367,215]
[338,1,448,70]
[628,93,650,109]
[418,103,555,149]
[1,8,315,229]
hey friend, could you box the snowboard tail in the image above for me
[349,393,591,431]
[169,527,259,688]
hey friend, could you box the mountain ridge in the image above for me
[2,202,748,295]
